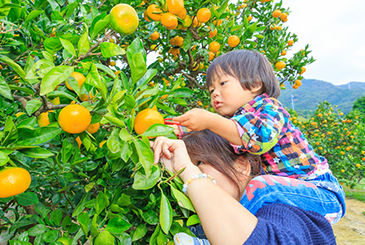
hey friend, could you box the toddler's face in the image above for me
[209,73,259,117]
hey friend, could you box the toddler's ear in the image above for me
[235,156,251,178]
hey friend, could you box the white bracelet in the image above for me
[182,173,217,196]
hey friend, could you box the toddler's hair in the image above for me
[206,49,281,98]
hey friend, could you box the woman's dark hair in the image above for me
[182,129,262,194]
[206,49,281,98]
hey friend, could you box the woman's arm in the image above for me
[152,137,257,245]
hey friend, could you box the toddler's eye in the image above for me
[220,81,226,86]
[209,89,214,94]
[197,161,204,166]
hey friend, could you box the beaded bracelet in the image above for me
[182,173,217,196]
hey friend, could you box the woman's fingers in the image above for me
[152,137,173,164]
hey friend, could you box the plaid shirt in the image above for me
[231,93,330,179]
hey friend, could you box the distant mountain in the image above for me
[279,79,365,117]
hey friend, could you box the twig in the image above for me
[97,0,107,9]
[182,72,204,90]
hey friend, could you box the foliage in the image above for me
[289,101,365,188]
[353,95,365,115]
[0,0,315,243]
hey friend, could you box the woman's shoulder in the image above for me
[244,204,336,245]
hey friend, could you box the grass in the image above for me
[344,179,365,203]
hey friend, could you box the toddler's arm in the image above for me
[173,108,243,145]
[231,102,289,154]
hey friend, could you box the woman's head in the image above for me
[182,129,262,199]
[206,50,281,99]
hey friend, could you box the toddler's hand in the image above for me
[173,108,213,131]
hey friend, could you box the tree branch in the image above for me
[182,72,204,90]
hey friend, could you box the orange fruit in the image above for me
[143,10,152,22]
[213,19,223,26]
[192,16,200,28]
[147,4,163,21]
[300,67,306,74]
[182,15,192,27]
[110,61,116,66]
[150,31,160,40]
[65,72,85,91]
[228,35,240,47]
[58,104,91,134]
[272,9,282,18]
[176,7,187,19]
[281,50,287,56]
[86,122,100,134]
[295,80,302,86]
[167,0,184,14]
[282,17,288,22]
[280,13,288,21]
[197,8,211,23]
[79,93,89,101]
[208,51,215,61]
[276,26,282,31]
[247,15,252,21]
[161,94,169,100]
[288,40,294,46]
[109,4,139,35]
[208,27,217,38]
[134,108,164,135]
[0,167,31,198]
[37,112,50,127]
[99,140,107,148]
[292,84,299,89]
[161,13,178,29]
[169,48,180,56]
[209,41,220,53]
[275,61,286,70]
[174,36,184,46]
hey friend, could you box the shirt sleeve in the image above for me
[231,102,289,155]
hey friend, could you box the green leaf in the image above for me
[47,91,78,102]
[135,69,157,90]
[120,142,132,162]
[24,9,44,23]
[131,52,147,83]
[95,231,115,245]
[42,230,59,243]
[105,217,132,234]
[25,59,55,80]
[95,63,116,79]
[0,55,26,81]
[133,138,154,176]
[127,38,146,64]
[169,88,194,98]
[77,212,90,235]
[95,191,109,215]
[0,151,10,166]
[15,127,62,146]
[25,99,42,115]
[160,193,173,234]
[16,192,39,206]
[72,192,91,217]
[44,37,62,55]
[141,124,174,137]
[85,63,107,101]
[28,224,48,236]
[131,224,147,242]
[0,76,12,100]
[90,17,110,39]
[42,51,53,62]
[50,209,63,226]
[60,38,76,56]
[78,31,90,57]
[132,165,160,190]
[183,31,192,51]
[124,94,136,110]
[20,147,54,158]
[40,66,74,95]
[187,214,200,226]
[104,114,125,128]
[171,186,195,212]
[100,42,126,58]
[169,98,187,106]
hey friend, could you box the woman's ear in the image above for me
[235,156,251,179]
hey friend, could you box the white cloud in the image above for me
[284,0,365,84]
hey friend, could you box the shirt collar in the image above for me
[234,93,269,116]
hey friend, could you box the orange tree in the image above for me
[289,102,365,188]
[0,0,314,243]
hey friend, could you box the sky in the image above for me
[282,0,365,85]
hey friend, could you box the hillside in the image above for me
[279,79,365,117]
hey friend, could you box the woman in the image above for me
[152,130,336,245]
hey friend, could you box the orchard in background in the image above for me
[0,0,327,243]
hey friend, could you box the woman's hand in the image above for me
[151,137,200,182]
